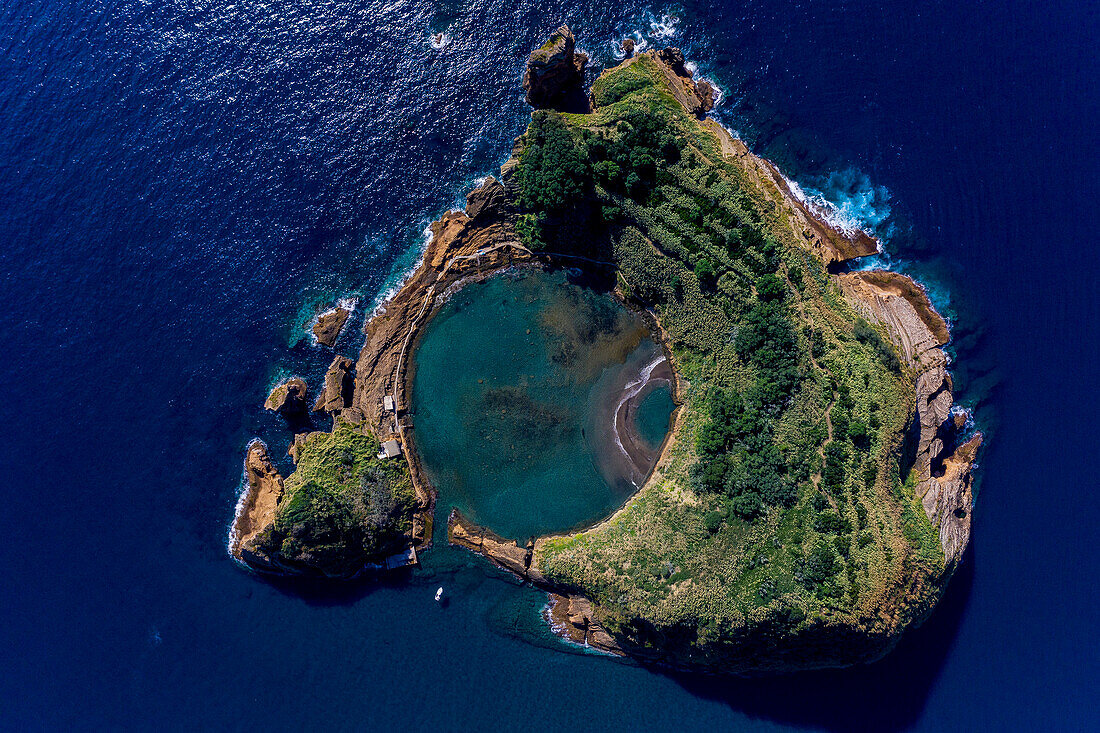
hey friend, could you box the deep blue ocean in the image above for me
[1,0,1096,729]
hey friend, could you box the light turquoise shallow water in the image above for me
[635,384,676,450]
[410,269,672,540]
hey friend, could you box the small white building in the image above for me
[378,438,402,460]
[383,395,396,413]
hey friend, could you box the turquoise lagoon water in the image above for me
[410,269,672,540]
[635,384,676,450]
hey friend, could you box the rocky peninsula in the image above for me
[230,27,981,673]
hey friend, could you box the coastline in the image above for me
[229,39,981,671]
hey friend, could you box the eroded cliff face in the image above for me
[654,47,715,117]
[839,271,982,571]
[609,50,877,267]
[523,25,588,111]
[313,355,354,415]
[230,441,285,570]
[313,306,350,347]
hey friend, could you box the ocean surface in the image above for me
[0,0,1096,730]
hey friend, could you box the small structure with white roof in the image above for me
[378,438,402,460]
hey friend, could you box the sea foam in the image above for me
[784,167,892,239]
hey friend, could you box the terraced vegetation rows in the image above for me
[514,54,944,665]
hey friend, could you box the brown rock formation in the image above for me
[264,378,313,433]
[447,509,531,578]
[654,47,714,117]
[839,270,982,571]
[313,355,354,414]
[313,306,350,347]
[523,25,588,111]
[229,441,284,565]
[463,176,507,221]
[621,38,635,57]
[546,593,622,652]
[264,377,307,414]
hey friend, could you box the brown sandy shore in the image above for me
[231,45,980,661]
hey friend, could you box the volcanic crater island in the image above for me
[230,28,982,674]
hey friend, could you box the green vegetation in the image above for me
[253,420,415,576]
[517,54,944,667]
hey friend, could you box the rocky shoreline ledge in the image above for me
[230,27,981,672]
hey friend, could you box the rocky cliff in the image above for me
[229,30,982,671]
[230,441,285,570]
[523,25,588,111]
[839,271,982,571]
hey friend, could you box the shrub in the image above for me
[813,512,852,534]
[694,258,716,287]
[854,317,901,371]
[515,213,546,250]
[847,419,869,447]
[755,273,786,301]
[822,441,848,495]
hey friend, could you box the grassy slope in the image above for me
[529,56,944,664]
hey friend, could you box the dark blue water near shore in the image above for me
[1,0,1096,729]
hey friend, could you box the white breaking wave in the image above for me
[367,224,435,319]
[784,167,892,239]
[648,12,680,38]
[609,9,681,60]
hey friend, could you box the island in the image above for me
[230,27,982,673]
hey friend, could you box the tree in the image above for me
[694,258,716,287]
[514,111,590,213]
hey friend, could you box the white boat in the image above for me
[435,587,444,602]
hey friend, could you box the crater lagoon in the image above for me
[410,268,674,540]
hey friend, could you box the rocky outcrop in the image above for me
[447,509,538,580]
[523,25,588,111]
[313,356,354,414]
[350,175,526,437]
[546,593,621,652]
[264,377,307,413]
[229,441,284,565]
[264,377,312,432]
[621,38,635,58]
[449,509,620,652]
[654,47,714,117]
[463,176,507,221]
[313,306,350,347]
[839,270,982,571]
